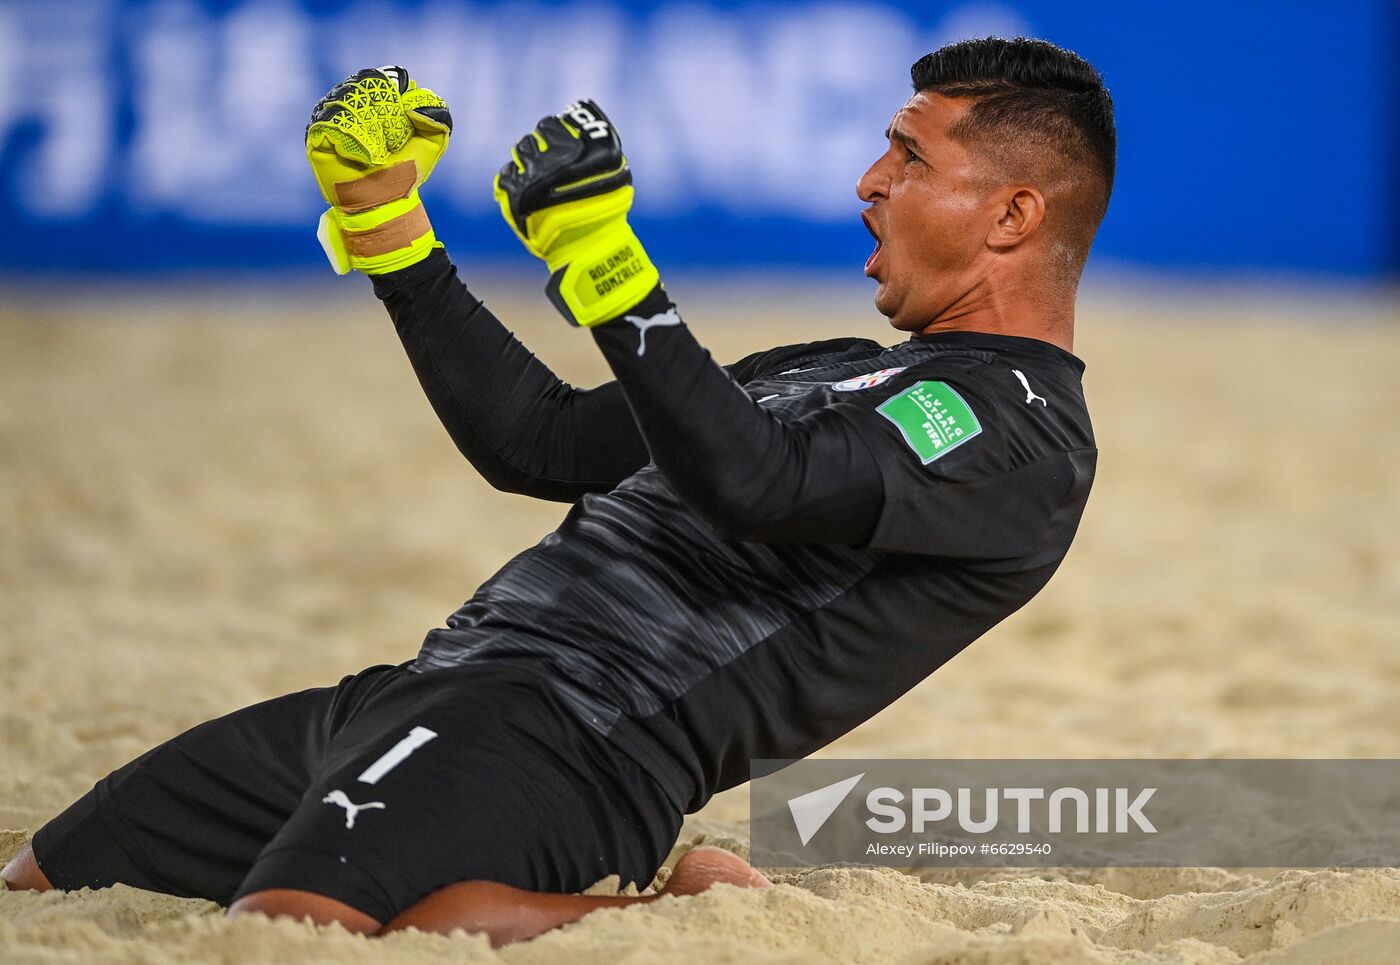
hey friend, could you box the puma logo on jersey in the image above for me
[564,102,610,139]
[322,790,386,829]
[622,307,683,356]
[1013,369,1047,406]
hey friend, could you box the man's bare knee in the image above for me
[1,842,53,893]
[228,888,381,936]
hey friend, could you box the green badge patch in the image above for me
[876,381,982,464]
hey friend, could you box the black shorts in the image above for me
[32,662,682,924]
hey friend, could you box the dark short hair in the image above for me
[912,38,1116,252]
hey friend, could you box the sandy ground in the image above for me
[2,273,1399,963]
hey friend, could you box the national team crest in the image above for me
[830,367,906,392]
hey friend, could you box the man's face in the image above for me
[856,92,999,331]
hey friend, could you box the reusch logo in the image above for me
[565,102,610,139]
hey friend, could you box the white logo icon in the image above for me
[323,790,386,829]
[564,101,610,139]
[788,773,865,846]
[1012,369,1047,406]
[622,307,683,356]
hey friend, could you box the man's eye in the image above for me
[904,152,922,167]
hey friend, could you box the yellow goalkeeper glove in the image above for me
[493,100,660,327]
[306,66,451,275]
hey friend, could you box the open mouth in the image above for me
[861,210,883,277]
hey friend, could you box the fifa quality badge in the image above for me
[877,381,981,464]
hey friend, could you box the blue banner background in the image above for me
[0,0,1395,276]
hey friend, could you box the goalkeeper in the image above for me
[6,40,1114,945]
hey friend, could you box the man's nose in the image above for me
[856,157,889,203]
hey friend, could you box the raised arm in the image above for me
[491,100,898,543]
[304,68,649,500]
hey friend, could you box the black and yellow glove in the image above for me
[493,100,661,327]
[306,66,452,275]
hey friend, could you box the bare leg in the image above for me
[380,846,769,946]
[1,842,53,893]
[228,888,380,935]
[15,834,762,946]
[381,880,653,945]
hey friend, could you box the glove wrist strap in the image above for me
[318,190,438,276]
[543,221,660,327]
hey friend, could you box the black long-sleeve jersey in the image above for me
[374,251,1096,814]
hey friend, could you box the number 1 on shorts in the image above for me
[357,725,438,785]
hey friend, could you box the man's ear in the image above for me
[987,187,1045,249]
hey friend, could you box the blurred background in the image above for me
[0,0,1396,279]
[5,6,1400,958]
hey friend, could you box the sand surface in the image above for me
[2,275,1399,962]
